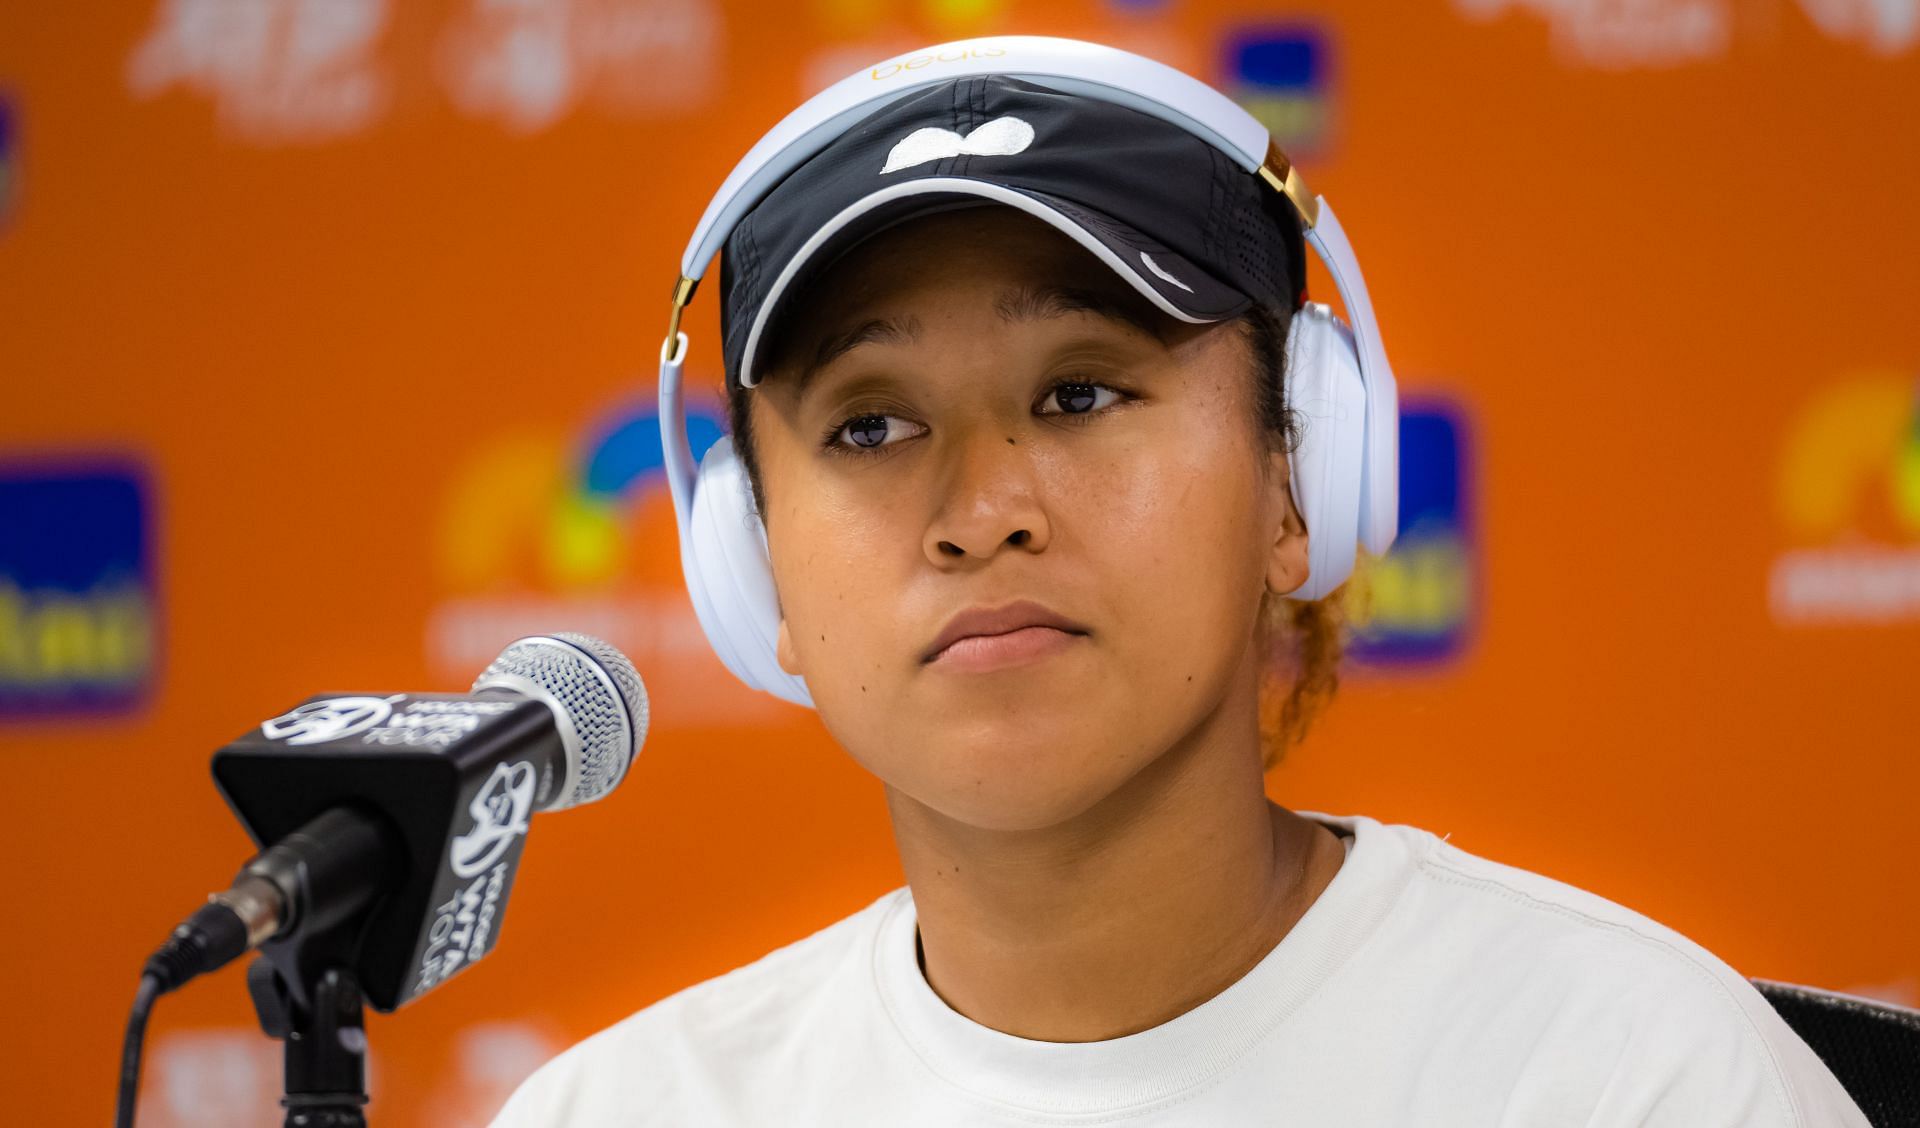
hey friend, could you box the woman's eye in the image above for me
[1039,382,1121,415]
[833,413,917,451]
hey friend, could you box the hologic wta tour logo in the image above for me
[429,391,782,723]
[1769,372,1920,626]
[412,759,534,998]
[260,695,399,744]
[449,761,536,879]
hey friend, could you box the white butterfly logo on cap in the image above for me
[881,115,1035,174]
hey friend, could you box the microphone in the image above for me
[140,632,649,1011]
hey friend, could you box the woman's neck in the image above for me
[884,680,1346,1043]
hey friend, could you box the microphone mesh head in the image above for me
[472,633,650,810]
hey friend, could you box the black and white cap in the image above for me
[719,74,1308,390]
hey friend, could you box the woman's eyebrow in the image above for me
[994,283,1167,342]
[796,316,920,400]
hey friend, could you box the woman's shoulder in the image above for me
[1325,812,1866,1125]
[1385,815,1773,993]
[490,885,908,1126]
[1321,810,1773,984]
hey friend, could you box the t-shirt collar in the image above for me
[870,810,1410,1116]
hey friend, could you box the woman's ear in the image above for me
[1266,450,1312,597]
[776,617,803,676]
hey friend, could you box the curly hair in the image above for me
[724,299,1350,773]
[1235,301,1355,771]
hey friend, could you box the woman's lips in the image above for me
[917,598,1090,671]
[925,625,1086,673]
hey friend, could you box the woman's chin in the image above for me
[821,665,1165,831]
[892,736,1151,833]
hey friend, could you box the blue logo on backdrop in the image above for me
[1349,400,1474,666]
[1224,27,1331,158]
[0,463,158,717]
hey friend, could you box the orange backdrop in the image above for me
[2,1,1916,1123]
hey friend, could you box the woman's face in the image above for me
[751,207,1309,832]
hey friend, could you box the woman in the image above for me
[495,47,1866,1127]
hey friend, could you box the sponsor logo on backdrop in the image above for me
[422,1022,563,1124]
[0,463,158,719]
[1453,0,1916,69]
[1221,26,1328,160]
[920,0,1010,33]
[126,0,723,140]
[127,0,391,142]
[812,0,1006,41]
[1769,372,1920,625]
[437,0,721,132]
[1455,0,1729,66]
[1797,0,1919,52]
[147,1020,558,1125]
[138,1028,282,1128]
[1348,400,1476,667]
[429,392,781,723]
[1224,27,1331,159]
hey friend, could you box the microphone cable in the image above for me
[115,973,161,1128]
[117,896,259,1128]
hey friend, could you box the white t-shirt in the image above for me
[493,811,1869,1126]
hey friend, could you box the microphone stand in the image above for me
[231,806,396,1125]
[248,958,370,1127]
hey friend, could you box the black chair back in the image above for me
[1750,977,1920,1128]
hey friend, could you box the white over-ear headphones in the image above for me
[655,36,1399,709]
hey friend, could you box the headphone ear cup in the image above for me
[684,435,815,707]
[1282,302,1368,602]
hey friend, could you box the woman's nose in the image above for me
[923,432,1052,564]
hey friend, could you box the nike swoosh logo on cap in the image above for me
[1139,251,1194,293]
